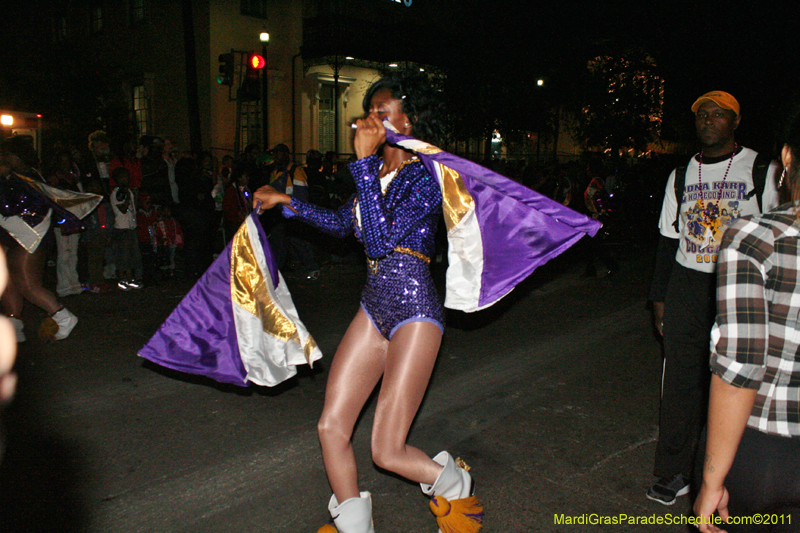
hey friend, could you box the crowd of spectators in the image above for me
[485,155,673,250]
[30,132,360,294]
[17,128,679,299]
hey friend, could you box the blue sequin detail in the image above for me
[286,155,444,340]
[360,252,444,339]
[0,172,83,234]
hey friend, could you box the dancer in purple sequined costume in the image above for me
[0,142,88,343]
[254,74,482,533]
[279,154,443,340]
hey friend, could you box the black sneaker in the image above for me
[646,474,690,505]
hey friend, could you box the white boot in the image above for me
[421,452,482,533]
[421,452,474,501]
[322,492,375,533]
[9,317,25,343]
[52,308,78,341]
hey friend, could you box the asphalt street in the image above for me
[0,242,699,533]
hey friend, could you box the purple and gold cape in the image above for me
[384,125,601,312]
[139,212,321,387]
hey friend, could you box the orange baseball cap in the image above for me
[691,91,740,116]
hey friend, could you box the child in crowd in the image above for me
[80,178,113,293]
[136,191,160,283]
[155,204,183,278]
[219,154,234,184]
[222,168,252,241]
[110,167,143,290]
[109,135,143,194]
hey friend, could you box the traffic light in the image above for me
[217,53,234,86]
[239,52,265,101]
[248,53,265,73]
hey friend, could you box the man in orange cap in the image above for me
[647,91,780,505]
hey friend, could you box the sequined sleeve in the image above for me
[350,156,442,258]
[282,195,356,239]
[350,155,441,259]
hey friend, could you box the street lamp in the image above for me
[535,78,545,161]
[260,31,269,149]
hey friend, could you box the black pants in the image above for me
[723,428,800,532]
[581,229,617,276]
[654,263,716,480]
[180,207,213,279]
[268,220,319,275]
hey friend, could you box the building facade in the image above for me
[0,0,434,165]
[1,0,675,169]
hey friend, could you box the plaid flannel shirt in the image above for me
[710,203,800,437]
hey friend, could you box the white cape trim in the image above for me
[232,216,322,386]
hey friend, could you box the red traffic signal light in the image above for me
[239,52,265,100]
[249,54,265,70]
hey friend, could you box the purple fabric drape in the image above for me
[385,128,601,310]
[139,211,278,386]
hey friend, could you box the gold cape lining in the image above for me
[436,162,474,230]
[230,222,298,343]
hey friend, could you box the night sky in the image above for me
[409,1,798,151]
[1,1,796,153]
[423,2,789,92]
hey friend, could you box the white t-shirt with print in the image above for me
[658,147,779,273]
[111,187,137,230]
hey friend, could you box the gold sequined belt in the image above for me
[367,247,431,274]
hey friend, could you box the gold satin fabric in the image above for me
[302,335,318,366]
[230,222,318,364]
[416,145,443,155]
[436,162,474,231]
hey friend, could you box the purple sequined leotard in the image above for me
[283,155,444,340]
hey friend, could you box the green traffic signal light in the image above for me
[218,52,234,87]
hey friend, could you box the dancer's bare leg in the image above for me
[0,247,17,402]
[6,243,61,315]
[0,245,22,317]
[318,308,388,502]
[371,321,443,485]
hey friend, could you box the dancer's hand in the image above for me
[252,185,291,211]
[353,115,386,160]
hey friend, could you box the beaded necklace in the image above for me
[395,156,420,174]
[697,143,737,212]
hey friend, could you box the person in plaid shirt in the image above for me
[694,111,800,532]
